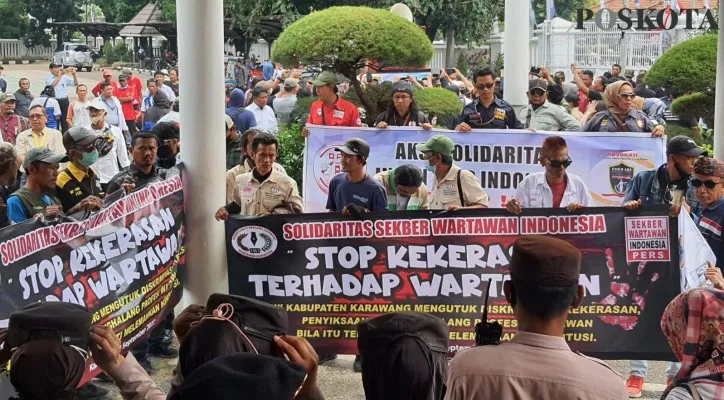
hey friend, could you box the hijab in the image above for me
[603,80,634,118]
[661,288,724,398]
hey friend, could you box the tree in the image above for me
[271,6,433,118]
[157,0,176,24]
[0,0,30,39]
[23,0,81,48]
[96,0,147,23]
[645,34,716,126]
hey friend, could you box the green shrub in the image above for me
[671,93,715,122]
[646,34,716,95]
[413,87,464,121]
[277,123,304,190]
[102,43,116,63]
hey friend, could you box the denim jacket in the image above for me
[623,164,697,208]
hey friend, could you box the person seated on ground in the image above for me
[445,236,628,399]
[661,288,724,400]
[358,312,449,400]
[0,302,165,400]
[374,164,429,211]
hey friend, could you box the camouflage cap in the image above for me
[694,157,724,178]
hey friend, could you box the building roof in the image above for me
[119,2,167,37]
[593,0,718,11]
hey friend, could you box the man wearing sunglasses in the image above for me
[455,68,522,132]
[522,79,581,132]
[691,158,724,273]
[55,127,105,214]
[507,136,592,214]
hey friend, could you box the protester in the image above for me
[691,157,724,271]
[0,66,5,93]
[582,81,665,136]
[0,93,30,144]
[154,70,176,102]
[565,93,583,121]
[554,71,578,98]
[29,86,62,130]
[446,236,628,399]
[158,97,180,125]
[374,164,429,210]
[154,122,181,168]
[55,127,105,214]
[521,78,580,131]
[226,88,258,134]
[660,288,724,400]
[634,73,657,99]
[417,135,489,210]
[97,82,128,133]
[168,68,180,97]
[571,65,605,112]
[0,143,19,227]
[13,78,33,118]
[225,128,287,204]
[115,74,140,135]
[85,99,131,191]
[124,69,144,101]
[612,64,622,77]
[7,147,66,223]
[302,71,361,137]
[143,90,171,132]
[225,115,242,170]
[45,63,77,133]
[216,133,302,219]
[107,131,167,195]
[263,59,274,80]
[273,78,299,125]
[358,312,448,400]
[456,68,521,131]
[327,138,387,215]
[506,136,593,214]
[91,69,118,97]
[66,84,92,128]
[375,81,432,129]
[16,105,65,167]
[632,96,667,126]
[247,86,279,135]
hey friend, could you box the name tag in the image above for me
[494,108,506,120]
[333,110,345,119]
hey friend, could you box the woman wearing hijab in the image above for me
[142,90,171,131]
[582,80,664,136]
[375,81,432,129]
[661,288,724,399]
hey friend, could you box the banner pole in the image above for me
[177,0,229,304]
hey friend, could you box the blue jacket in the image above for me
[225,88,257,134]
[623,163,697,207]
[263,61,274,81]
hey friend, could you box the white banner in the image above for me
[678,207,717,290]
[303,126,667,212]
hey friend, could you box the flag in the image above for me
[634,0,640,9]
[547,0,556,20]
[530,0,538,27]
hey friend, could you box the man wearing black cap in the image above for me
[446,236,627,399]
[522,78,580,131]
[7,147,67,223]
[56,127,105,214]
[326,138,387,215]
[375,81,431,129]
[153,121,181,169]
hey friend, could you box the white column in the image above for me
[177,0,228,304]
[504,0,531,116]
[714,3,724,160]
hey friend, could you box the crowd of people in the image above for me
[0,59,721,400]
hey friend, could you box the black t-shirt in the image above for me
[375,110,429,127]
[588,89,603,101]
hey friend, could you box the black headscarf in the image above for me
[145,90,171,124]
[179,320,252,379]
[9,340,86,400]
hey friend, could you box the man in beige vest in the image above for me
[446,236,627,400]
[225,127,287,204]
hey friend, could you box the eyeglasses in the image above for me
[529,89,546,97]
[28,114,45,120]
[692,179,722,189]
[618,93,636,100]
[392,95,411,101]
[475,83,495,90]
[548,157,573,168]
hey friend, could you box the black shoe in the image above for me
[353,355,362,373]
[137,357,154,374]
[149,344,179,358]
[318,354,337,365]
[73,382,110,399]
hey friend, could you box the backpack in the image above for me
[7,302,92,351]
[42,97,58,130]
[358,312,449,400]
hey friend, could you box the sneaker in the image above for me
[626,375,645,398]
[667,377,675,387]
[148,345,179,358]
[318,354,337,365]
[353,355,362,373]
[73,382,110,399]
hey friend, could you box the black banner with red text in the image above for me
[227,206,680,360]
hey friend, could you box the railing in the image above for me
[0,39,56,59]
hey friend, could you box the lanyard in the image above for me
[32,130,47,148]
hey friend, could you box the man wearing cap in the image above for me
[273,78,299,125]
[302,71,361,137]
[153,70,176,102]
[624,69,635,85]
[16,105,65,168]
[0,93,30,144]
[507,136,593,214]
[55,127,105,213]
[447,236,627,399]
[522,79,581,131]
[455,68,522,132]
[153,122,181,169]
[375,81,432,129]
[417,135,489,210]
[115,74,140,135]
[124,69,144,101]
[85,99,130,191]
[247,86,279,135]
[14,78,33,118]
[326,138,387,215]
[45,63,78,133]
[91,69,119,97]
[555,71,578,98]
[98,81,129,134]
[7,147,67,223]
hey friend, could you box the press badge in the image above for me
[494,108,506,120]
[333,110,345,119]
[637,119,644,128]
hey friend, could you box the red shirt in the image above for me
[307,96,362,127]
[114,86,139,120]
[127,76,143,100]
[92,80,118,97]
[578,90,590,113]
[550,180,567,208]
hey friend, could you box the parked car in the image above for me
[53,43,93,72]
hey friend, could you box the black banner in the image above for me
[226,206,680,360]
[0,166,186,383]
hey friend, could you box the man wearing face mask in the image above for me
[417,135,489,210]
[152,122,181,168]
[374,164,429,210]
[55,127,105,214]
[85,99,130,192]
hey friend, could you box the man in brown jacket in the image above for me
[446,236,627,400]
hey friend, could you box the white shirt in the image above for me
[514,172,594,208]
[29,97,61,117]
[86,123,130,184]
[246,103,279,134]
[71,100,92,127]
[158,111,180,125]
[157,84,176,102]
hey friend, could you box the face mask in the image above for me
[91,115,104,125]
[80,150,99,167]
[157,145,174,159]
[120,84,128,89]
[425,164,436,174]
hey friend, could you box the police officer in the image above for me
[455,68,522,131]
[55,127,105,214]
[416,135,489,210]
[583,80,665,136]
[216,132,303,218]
